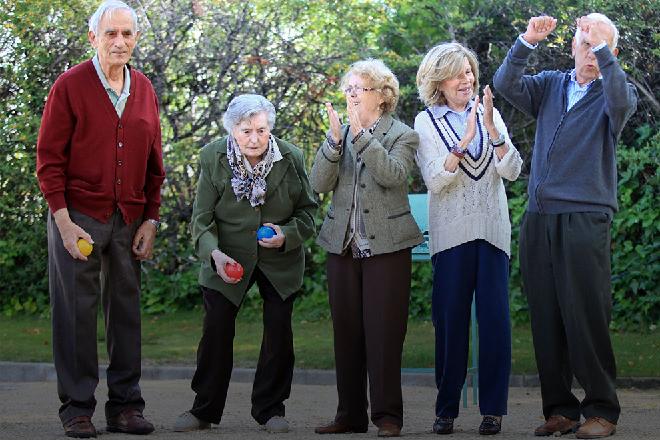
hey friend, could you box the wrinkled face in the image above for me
[88,9,139,71]
[232,112,271,166]
[344,74,384,118]
[572,27,615,84]
[438,58,475,111]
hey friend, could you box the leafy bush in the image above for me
[610,125,659,330]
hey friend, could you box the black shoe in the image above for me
[479,416,502,435]
[433,417,454,434]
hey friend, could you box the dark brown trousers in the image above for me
[48,209,144,423]
[326,248,412,429]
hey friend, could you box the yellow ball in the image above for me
[77,239,93,257]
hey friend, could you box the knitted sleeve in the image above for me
[492,108,522,181]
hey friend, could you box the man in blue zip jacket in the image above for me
[494,14,637,439]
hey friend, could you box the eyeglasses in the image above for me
[343,86,380,94]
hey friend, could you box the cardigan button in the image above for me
[118,142,123,148]
[369,235,375,239]
[363,209,369,213]
[360,183,366,188]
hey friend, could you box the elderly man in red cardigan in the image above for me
[36,1,165,437]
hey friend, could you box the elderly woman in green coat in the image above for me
[174,94,317,434]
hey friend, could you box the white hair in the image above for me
[222,94,276,133]
[575,13,619,49]
[89,1,139,35]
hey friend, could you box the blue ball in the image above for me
[257,226,276,240]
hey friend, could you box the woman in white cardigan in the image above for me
[414,42,522,436]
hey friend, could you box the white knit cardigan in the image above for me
[414,105,523,257]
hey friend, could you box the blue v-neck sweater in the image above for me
[494,38,637,216]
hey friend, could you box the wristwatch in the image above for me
[450,143,466,158]
[146,219,160,230]
[490,133,506,147]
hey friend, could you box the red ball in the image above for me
[225,262,244,281]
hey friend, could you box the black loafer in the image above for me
[433,417,454,434]
[479,415,502,435]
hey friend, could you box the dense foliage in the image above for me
[1,0,657,329]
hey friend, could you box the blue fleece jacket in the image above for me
[493,38,637,216]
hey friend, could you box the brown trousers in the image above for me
[48,209,144,423]
[326,248,412,429]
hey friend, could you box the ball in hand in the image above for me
[257,226,276,240]
[77,239,93,257]
[225,262,244,281]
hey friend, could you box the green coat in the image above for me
[192,136,317,306]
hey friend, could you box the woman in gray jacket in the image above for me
[311,58,422,438]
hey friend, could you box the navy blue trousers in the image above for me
[431,239,511,418]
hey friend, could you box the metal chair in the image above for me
[408,193,478,407]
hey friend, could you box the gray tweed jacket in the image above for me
[310,113,423,255]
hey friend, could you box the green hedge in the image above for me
[1,125,657,331]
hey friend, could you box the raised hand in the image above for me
[482,85,495,130]
[346,100,364,136]
[576,16,613,47]
[522,16,557,45]
[325,102,342,144]
[460,96,480,149]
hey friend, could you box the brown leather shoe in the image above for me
[106,409,155,435]
[534,415,579,436]
[314,421,368,434]
[63,416,97,438]
[377,422,401,437]
[575,417,616,439]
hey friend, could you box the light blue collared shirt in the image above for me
[429,101,483,157]
[517,35,607,111]
[92,54,131,117]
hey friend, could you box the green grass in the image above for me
[1,311,658,376]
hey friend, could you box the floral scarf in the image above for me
[226,135,276,207]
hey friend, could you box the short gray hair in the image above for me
[89,1,139,36]
[575,13,619,49]
[222,94,277,133]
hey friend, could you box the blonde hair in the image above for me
[340,58,400,114]
[416,42,480,107]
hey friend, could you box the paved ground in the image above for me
[0,380,658,439]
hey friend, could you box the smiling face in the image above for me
[344,74,384,121]
[437,57,475,111]
[88,8,139,73]
[572,26,615,85]
[231,112,271,166]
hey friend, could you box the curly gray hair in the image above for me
[222,94,276,133]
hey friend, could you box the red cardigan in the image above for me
[36,59,165,225]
